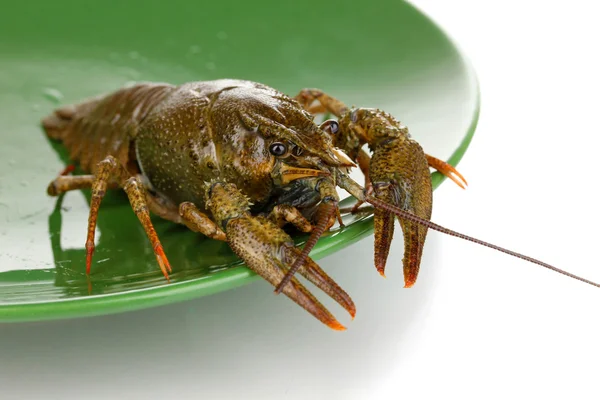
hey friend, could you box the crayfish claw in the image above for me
[207,182,352,329]
[226,216,349,329]
[343,109,433,286]
[370,137,432,287]
[282,244,356,318]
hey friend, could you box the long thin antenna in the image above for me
[366,196,600,288]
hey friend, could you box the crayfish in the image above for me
[41,79,598,330]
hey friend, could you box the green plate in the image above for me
[0,0,479,322]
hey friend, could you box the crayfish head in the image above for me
[259,114,354,188]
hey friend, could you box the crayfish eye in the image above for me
[269,142,288,156]
[320,119,339,135]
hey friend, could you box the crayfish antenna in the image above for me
[365,195,600,289]
[274,201,336,294]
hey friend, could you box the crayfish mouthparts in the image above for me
[273,162,330,185]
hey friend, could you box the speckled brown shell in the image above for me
[134,80,284,208]
[41,79,326,212]
[42,83,174,175]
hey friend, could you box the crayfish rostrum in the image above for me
[42,79,597,330]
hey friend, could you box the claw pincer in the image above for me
[337,109,432,286]
[369,130,432,286]
[206,182,355,330]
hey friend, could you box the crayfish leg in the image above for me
[179,202,227,241]
[267,204,313,233]
[47,155,173,280]
[83,156,124,276]
[293,89,349,117]
[426,154,468,189]
[47,174,96,196]
[122,176,172,279]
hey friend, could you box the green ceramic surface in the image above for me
[0,0,479,322]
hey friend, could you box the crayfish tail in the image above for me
[41,105,76,140]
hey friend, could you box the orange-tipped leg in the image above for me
[85,240,94,275]
[60,164,76,176]
[123,176,172,281]
[426,154,468,189]
[153,243,172,280]
[84,157,120,276]
[64,155,173,280]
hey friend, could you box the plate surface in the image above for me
[0,0,478,322]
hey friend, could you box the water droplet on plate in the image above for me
[42,88,64,104]
[188,45,202,55]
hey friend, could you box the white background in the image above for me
[2,1,600,399]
